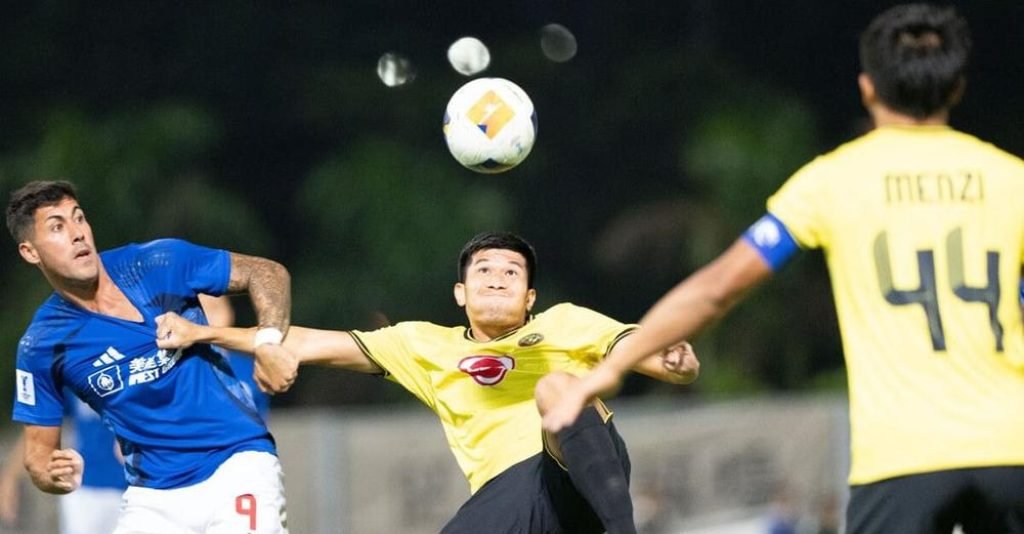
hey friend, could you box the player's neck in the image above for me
[50,272,100,309]
[55,266,142,321]
[468,325,511,342]
[468,319,527,342]
[870,105,949,128]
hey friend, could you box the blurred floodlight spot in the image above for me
[540,23,577,62]
[377,52,416,87]
[447,36,491,76]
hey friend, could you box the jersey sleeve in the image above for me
[151,238,232,296]
[11,332,65,427]
[349,323,436,410]
[765,156,831,250]
[555,304,637,363]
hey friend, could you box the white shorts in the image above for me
[59,485,123,534]
[112,451,288,534]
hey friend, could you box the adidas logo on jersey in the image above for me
[93,346,128,367]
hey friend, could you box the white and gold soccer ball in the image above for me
[442,77,537,174]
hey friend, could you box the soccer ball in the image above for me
[443,77,537,174]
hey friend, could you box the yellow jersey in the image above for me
[350,302,635,493]
[768,125,1024,484]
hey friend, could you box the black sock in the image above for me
[556,406,637,534]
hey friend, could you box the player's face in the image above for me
[18,197,100,287]
[454,248,536,339]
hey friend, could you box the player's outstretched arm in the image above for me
[226,252,296,393]
[613,239,771,379]
[21,426,82,495]
[541,239,772,432]
[155,313,382,374]
[285,328,383,374]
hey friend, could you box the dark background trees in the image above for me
[2,1,1021,415]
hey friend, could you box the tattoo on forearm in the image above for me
[228,253,291,331]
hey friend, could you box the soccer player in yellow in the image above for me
[154,232,699,534]
[542,4,1024,533]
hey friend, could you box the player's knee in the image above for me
[535,372,577,414]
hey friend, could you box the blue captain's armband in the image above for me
[741,213,800,272]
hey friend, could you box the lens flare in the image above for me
[376,52,416,87]
[447,36,491,76]
[540,24,578,63]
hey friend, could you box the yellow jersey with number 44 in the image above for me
[767,125,1024,484]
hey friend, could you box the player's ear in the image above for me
[18,241,41,265]
[526,288,536,312]
[858,73,876,109]
[453,283,467,307]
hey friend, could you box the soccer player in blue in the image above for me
[1,295,271,533]
[6,180,297,533]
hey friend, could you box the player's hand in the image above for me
[253,343,299,394]
[46,449,83,494]
[541,367,621,433]
[662,341,699,384]
[539,382,589,434]
[154,312,199,349]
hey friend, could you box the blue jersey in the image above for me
[67,395,127,490]
[225,350,271,421]
[13,239,275,489]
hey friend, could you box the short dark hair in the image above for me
[859,3,971,119]
[458,232,537,289]
[6,180,79,242]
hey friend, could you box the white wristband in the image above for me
[253,327,284,348]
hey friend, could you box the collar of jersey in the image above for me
[463,313,535,343]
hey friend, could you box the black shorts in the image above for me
[440,422,631,534]
[847,466,1024,534]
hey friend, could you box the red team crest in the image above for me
[458,355,515,385]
